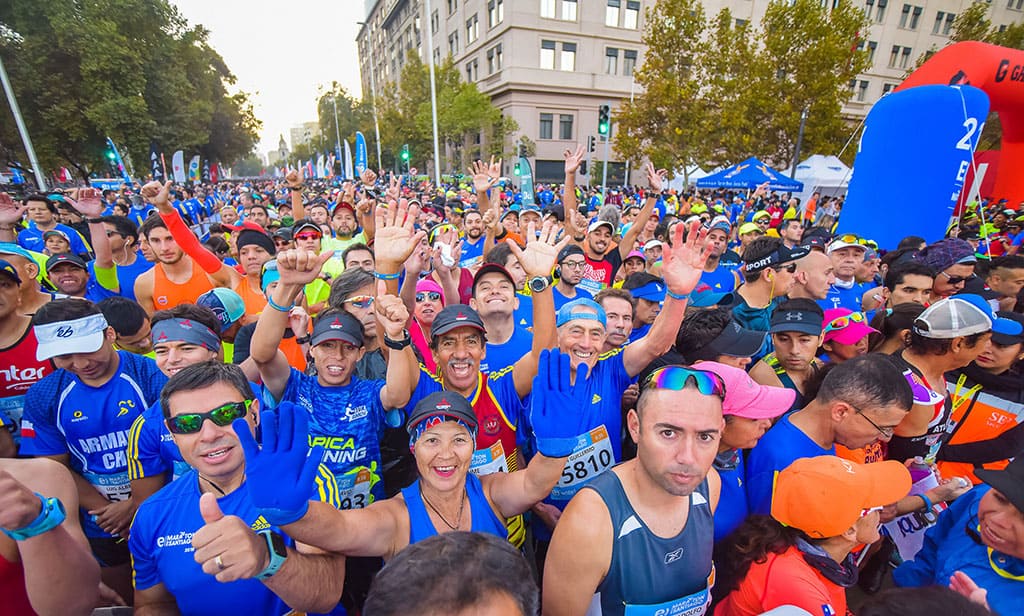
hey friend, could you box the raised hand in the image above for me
[288,306,310,339]
[140,180,174,213]
[192,494,267,582]
[564,144,586,176]
[375,280,411,338]
[529,349,592,457]
[233,402,324,526]
[373,199,426,269]
[285,169,302,189]
[385,175,401,203]
[360,168,378,187]
[482,208,498,232]
[0,193,27,226]
[645,162,668,193]
[949,571,989,610]
[469,156,501,194]
[275,249,336,287]
[508,218,570,278]
[71,187,105,218]
[660,220,711,297]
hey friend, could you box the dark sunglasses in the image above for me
[940,271,975,286]
[416,291,442,302]
[165,400,253,434]
[642,365,726,399]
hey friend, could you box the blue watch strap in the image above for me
[255,530,288,580]
[1,493,67,541]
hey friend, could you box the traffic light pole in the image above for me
[601,135,610,204]
[0,54,46,190]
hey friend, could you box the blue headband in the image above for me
[408,414,477,452]
[151,318,221,351]
[556,298,608,328]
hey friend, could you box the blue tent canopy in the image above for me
[695,157,804,192]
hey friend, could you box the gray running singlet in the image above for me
[585,470,715,616]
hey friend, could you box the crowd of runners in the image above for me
[1,147,1023,616]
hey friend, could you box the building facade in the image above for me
[357,0,1023,184]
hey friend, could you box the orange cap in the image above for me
[771,456,911,539]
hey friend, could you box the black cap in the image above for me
[472,263,515,295]
[45,252,88,272]
[707,320,767,358]
[405,391,478,434]
[769,308,824,336]
[272,227,293,241]
[991,311,1024,346]
[430,304,486,340]
[310,312,364,347]
[292,219,322,236]
[976,457,1024,514]
[557,244,585,264]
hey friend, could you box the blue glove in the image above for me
[234,401,324,526]
[529,349,591,457]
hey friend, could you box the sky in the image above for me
[170,0,364,158]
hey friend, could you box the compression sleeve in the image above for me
[94,263,119,292]
[158,210,222,274]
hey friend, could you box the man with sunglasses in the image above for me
[19,298,167,600]
[542,365,724,616]
[744,354,914,515]
[819,234,870,311]
[733,236,808,334]
[128,362,346,615]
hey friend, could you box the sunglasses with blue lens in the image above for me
[642,366,726,400]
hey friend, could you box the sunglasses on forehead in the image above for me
[642,366,726,400]
[343,295,375,309]
[824,311,867,333]
[165,400,253,434]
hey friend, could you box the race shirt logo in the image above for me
[156,530,195,549]
[344,405,369,422]
[310,435,368,465]
[78,430,130,470]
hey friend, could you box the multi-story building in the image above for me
[289,122,320,151]
[357,0,1022,184]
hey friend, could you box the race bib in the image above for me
[551,425,614,501]
[623,587,709,616]
[470,441,509,477]
[337,467,374,510]
[83,470,131,502]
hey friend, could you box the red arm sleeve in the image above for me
[159,211,223,274]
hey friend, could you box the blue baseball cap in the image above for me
[556,298,607,328]
[0,259,21,285]
[630,280,667,303]
[0,243,36,262]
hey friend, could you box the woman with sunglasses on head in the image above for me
[714,456,911,616]
[819,308,878,364]
[407,278,445,373]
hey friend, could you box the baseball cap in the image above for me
[557,244,585,264]
[644,239,664,251]
[556,298,607,328]
[0,243,36,263]
[310,312,364,348]
[708,216,731,235]
[770,307,824,336]
[752,210,771,221]
[292,219,322,236]
[696,361,794,419]
[472,263,515,295]
[801,235,828,251]
[913,294,1020,338]
[196,288,246,333]
[771,456,912,539]
[43,229,70,242]
[630,280,667,302]
[588,220,615,234]
[430,304,487,339]
[991,311,1024,346]
[688,283,734,308]
[827,235,868,254]
[744,244,811,274]
[272,227,293,241]
[35,312,110,361]
[738,222,762,236]
[823,308,879,346]
[706,320,766,358]
[976,457,1024,514]
[0,259,21,285]
[45,253,88,272]
[624,250,646,263]
[223,220,266,233]
[405,391,478,435]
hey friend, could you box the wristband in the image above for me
[666,289,689,301]
[294,335,311,344]
[374,271,400,280]
[266,296,294,313]
[1,493,66,541]
[919,494,934,511]
[84,217,104,224]
[288,185,304,192]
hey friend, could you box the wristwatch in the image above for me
[255,530,288,580]
[383,330,412,350]
[528,276,550,293]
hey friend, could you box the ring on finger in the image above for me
[215,555,225,570]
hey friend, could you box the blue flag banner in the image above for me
[354,132,368,176]
[839,85,989,249]
[519,156,535,208]
[107,137,134,187]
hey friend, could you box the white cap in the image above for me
[588,220,615,234]
[35,313,109,361]
[644,239,664,250]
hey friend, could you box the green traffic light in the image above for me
[513,163,521,176]
[598,123,609,135]
[106,151,116,160]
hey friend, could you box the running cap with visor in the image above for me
[706,320,766,358]
[770,307,824,336]
[430,304,487,340]
[35,313,110,361]
[196,288,246,333]
[405,391,478,436]
[744,244,810,274]
[913,294,1021,339]
[310,312,365,348]
[556,298,608,328]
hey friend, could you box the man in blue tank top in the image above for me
[542,365,725,616]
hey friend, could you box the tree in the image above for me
[0,0,259,182]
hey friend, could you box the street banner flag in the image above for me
[519,156,536,208]
[106,137,134,186]
[150,144,164,181]
[210,163,219,183]
[172,151,186,183]
[316,154,326,179]
[354,132,367,176]
[202,159,211,183]
[188,155,201,184]
[344,140,354,180]
[306,160,314,178]
[327,152,336,177]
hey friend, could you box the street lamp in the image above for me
[357,21,386,174]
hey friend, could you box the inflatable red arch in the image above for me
[898,41,1024,206]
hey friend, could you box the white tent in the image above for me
[668,165,709,192]
[792,154,852,205]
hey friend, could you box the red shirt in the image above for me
[0,326,53,436]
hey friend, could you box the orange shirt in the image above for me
[152,259,215,310]
[714,546,850,616]
[234,277,268,317]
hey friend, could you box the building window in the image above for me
[882,83,897,95]
[431,10,439,34]
[466,15,478,43]
[561,42,577,71]
[606,0,621,27]
[560,114,574,140]
[448,0,457,16]
[889,45,913,69]
[488,0,504,27]
[541,40,556,69]
[606,48,619,75]
[856,80,869,102]
[858,40,878,64]
[433,48,441,65]
[466,59,478,82]
[624,1,640,29]
[448,32,460,55]
[868,0,888,23]
[1011,0,1024,10]
[562,0,578,21]
[541,0,556,19]
[623,49,638,76]
[735,18,748,27]
[540,113,554,140]
[487,44,503,73]
[899,4,922,29]
[934,11,957,33]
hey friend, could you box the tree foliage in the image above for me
[615,0,869,172]
[0,0,260,180]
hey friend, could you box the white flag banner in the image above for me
[172,150,186,183]
[343,140,354,180]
